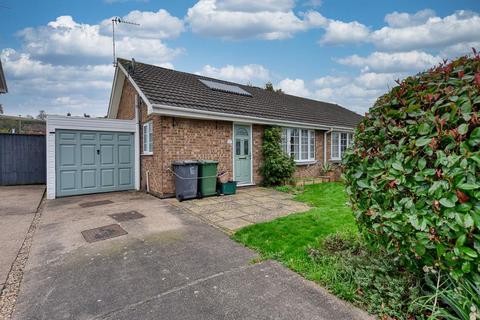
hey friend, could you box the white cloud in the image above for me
[99,9,184,39]
[277,78,311,97]
[274,71,409,115]
[314,75,349,88]
[336,51,442,73]
[384,9,436,28]
[354,72,403,90]
[196,64,270,83]
[1,50,113,117]
[215,0,294,12]
[19,14,183,65]
[1,10,184,117]
[320,20,370,45]
[186,0,327,40]
[371,10,480,51]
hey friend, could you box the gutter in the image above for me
[151,103,356,132]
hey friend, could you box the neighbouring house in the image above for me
[0,59,7,95]
[0,115,46,135]
[46,58,362,199]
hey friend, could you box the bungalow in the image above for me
[46,58,362,199]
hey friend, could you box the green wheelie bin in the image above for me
[197,160,218,197]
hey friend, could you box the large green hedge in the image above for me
[343,53,480,277]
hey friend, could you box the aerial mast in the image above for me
[111,17,140,67]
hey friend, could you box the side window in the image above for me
[143,121,153,154]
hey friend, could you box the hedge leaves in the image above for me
[343,53,480,277]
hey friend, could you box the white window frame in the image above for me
[142,121,153,155]
[281,128,315,163]
[330,131,353,160]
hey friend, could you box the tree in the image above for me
[265,82,275,91]
[0,104,3,114]
[37,110,47,120]
[265,82,283,93]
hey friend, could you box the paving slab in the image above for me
[0,185,45,289]
[11,191,372,320]
[175,187,311,232]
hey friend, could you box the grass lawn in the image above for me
[233,182,357,266]
[233,182,425,319]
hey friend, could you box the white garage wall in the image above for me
[46,115,139,199]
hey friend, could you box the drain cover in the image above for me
[79,200,114,208]
[81,224,127,243]
[109,210,145,222]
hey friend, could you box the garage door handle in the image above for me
[97,149,100,155]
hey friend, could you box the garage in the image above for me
[47,115,139,199]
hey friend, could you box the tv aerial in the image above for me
[111,17,140,67]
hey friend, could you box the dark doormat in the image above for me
[81,224,127,243]
[79,200,114,208]
[109,210,145,222]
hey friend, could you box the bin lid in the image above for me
[172,160,198,166]
[198,160,219,164]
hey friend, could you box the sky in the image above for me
[0,0,479,118]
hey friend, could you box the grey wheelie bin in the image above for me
[172,160,199,201]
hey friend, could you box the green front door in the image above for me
[56,130,134,197]
[233,124,252,185]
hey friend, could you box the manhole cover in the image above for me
[79,200,114,208]
[81,224,127,243]
[109,210,145,222]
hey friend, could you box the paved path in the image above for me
[0,185,45,290]
[11,191,372,320]
[172,187,311,232]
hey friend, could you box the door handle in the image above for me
[97,149,100,155]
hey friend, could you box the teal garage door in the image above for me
[56,130,135,197]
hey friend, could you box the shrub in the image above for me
[343,52,480,277]
[310,232,425,319]
[260,126,295,186]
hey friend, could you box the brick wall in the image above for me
[159,117,233,196]
[116,80,136,120]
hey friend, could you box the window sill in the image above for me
[295,160,317,166]
[329,158,341,163]
[142,152,153,156]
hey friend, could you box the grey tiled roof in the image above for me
[118,58,363,128]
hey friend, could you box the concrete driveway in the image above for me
[0,185,45,289]
[10,191,371,320]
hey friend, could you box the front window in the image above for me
[143,121,153,154]
[281,128,315,162]
[331,132,353,160]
